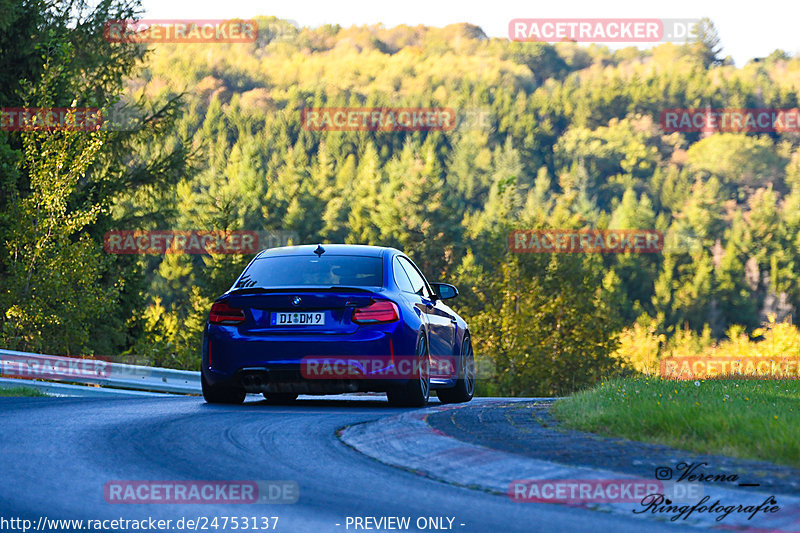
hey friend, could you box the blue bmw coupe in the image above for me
[201,244,474,407]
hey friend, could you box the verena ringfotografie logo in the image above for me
[301,107,456,132]
[104,19,257,43]
[660,357,800,380]
[660,108,800,133]
[0,353,109,380]
[509,230,663,254]
[508,18,701,43]
[104,481,298,504]
[0,108,102,131]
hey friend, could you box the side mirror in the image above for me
[431,282,458,300]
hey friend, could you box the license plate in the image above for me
[271,312,325,326]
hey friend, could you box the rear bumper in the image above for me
[202,321,425,393]
[208,365,411,394]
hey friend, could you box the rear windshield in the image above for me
[235,255,383,288]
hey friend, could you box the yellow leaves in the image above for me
[610,321,662,374]
[653,318,800,380]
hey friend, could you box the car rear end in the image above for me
[202,246,414,396]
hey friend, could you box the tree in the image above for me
[0,0,193,354]
[374,139,456,276]
[687,18,724,67]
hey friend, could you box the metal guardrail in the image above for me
[0,377,173,397]
[0,348,201,396]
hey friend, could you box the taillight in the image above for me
[209,301,245,325]
[352,300,399,324]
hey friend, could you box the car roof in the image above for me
[255,244,401,259]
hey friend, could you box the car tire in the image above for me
[387,334,430,407]
[437,334,475,404]
[263,393,298,404]
[202,372,246,404]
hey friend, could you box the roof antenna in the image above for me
[314,244,325,257]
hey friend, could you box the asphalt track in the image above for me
[0,396,696,533]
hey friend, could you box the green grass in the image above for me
[0,386,47,397]
[551,377,800,468]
